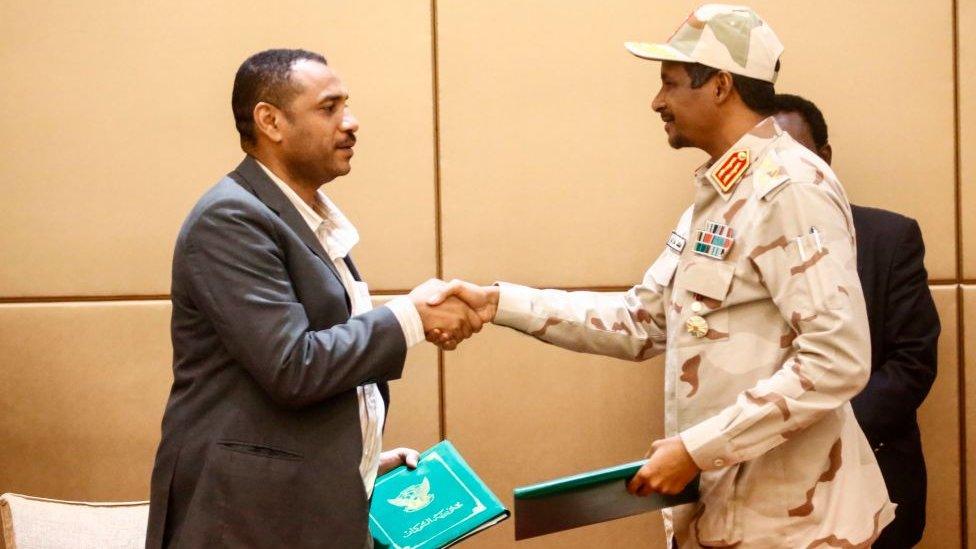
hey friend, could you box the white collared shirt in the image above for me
[257,161,424,496]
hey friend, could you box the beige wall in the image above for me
[0,1,971,548]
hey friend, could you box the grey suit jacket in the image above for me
[146,156,407,548]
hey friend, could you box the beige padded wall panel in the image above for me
[962,1,976,278]
[0,1,435,297]
[917,286,960,548]
[760,1,956,281]
[964,286,975,549]
[373,296,441,450]
[0,301,171,501]
[443,322,667,547]
[437,1,700,289]
[438,1,955,287]
[0,297,437,502]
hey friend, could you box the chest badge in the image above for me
[693,220,735,260]
[667,231,686,253]
[686,315,709,338]
[707,148,751,195]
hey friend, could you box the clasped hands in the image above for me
[409,280,698,497]
[408,279,498,350]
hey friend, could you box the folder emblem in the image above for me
[388,477,435,513]
[370,441,509,547]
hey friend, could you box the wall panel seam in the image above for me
[0,295,171,304]
[958,285,969,548]
[2,282,970,304]
[952,0,969,544]
[430,0,446,442]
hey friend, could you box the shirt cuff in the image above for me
[493,282,537,329]
[679,415,734,471]
[385,297,424,348]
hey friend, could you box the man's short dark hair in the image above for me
[772,93,829,149]
[683,62,778,116]
[232,48,328,146]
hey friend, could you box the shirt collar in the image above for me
[256,160,360,259]
[694,116,783,200]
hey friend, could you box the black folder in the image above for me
[513,460,699,540]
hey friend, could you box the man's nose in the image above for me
[651,91,666,113]
[342,109,359,133]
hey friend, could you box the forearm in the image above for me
[682,330,870,470]
[492,282,667,361]
[264,306,408,408]
[184,206,408,409]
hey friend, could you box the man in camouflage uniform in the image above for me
[429,4,895,547]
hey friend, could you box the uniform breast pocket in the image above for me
[675,259,735,347]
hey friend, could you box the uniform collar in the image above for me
[694,116,783,201]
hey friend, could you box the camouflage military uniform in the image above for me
[493,117,895,547]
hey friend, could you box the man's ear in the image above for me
[819,143,833,166]
[713,71,735,104]
[253,102,285,144]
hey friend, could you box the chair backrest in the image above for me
[0,493,148,549]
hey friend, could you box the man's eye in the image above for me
[323,104,336,113]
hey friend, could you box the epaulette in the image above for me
[753,151,791,201]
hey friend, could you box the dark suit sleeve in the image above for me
[851,219,940,441]
[182,199,407,410]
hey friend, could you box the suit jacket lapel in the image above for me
[343,256,362,282]
[228,156,344,285]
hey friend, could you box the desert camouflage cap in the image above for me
[625,4,783,83]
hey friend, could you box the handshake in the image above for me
[407,279,500,350]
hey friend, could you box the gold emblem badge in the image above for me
[387,477,435,513]
[706,149,751,194]
[685,315,709,338]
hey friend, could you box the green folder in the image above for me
[513,460,699,540]
[369,440,509,548]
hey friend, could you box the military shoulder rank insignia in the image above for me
[693,220,735,260]
[707,148,751,195]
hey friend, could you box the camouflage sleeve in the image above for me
[492,280,668,362]
[680,181,871,470]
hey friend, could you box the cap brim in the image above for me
[624,41,694,63]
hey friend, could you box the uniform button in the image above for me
[691,301,703,313]
[713,458,725,468]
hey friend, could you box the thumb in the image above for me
[645,439,664,458]
[427,280,460,305]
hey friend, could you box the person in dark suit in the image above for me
[774,93,940,548]
[146,49,483,548]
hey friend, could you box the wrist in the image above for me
[485,285,500,321]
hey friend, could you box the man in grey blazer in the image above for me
[146,49,481,548]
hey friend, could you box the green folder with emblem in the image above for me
[369,440,509,548]
[513,460,700,540]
